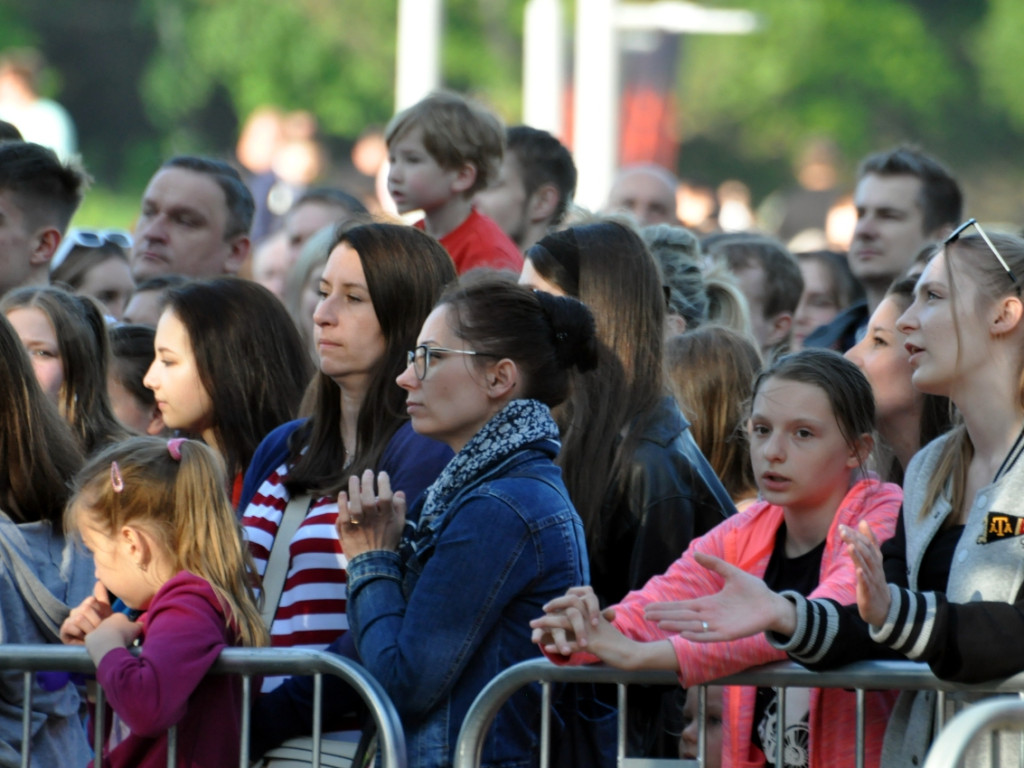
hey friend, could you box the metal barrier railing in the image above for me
[0,645,407,768]
[922,697,1024,768]
[453,658,1024,768]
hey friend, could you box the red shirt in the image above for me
[415,208,523,274]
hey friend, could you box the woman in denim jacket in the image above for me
[338,273,597,768]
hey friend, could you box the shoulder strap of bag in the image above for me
[260,494,313,629]
[0,520,70,643]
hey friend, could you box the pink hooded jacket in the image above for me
[548,478,902,768]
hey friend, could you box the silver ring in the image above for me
[701,621,709,633]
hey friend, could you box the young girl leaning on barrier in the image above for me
[651,226,1024,767]
[531,348,902,768]
[60,436,268,768]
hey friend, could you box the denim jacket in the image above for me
[346,439,588,768]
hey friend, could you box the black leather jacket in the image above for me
[591,396,737,606]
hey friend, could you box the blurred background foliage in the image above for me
[2,0,1023,228]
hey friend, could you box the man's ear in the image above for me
[527,183,560,224]
[451,162,478,196]
[485,358,519,400]
[29,226,62,268]
[224,235,251,275]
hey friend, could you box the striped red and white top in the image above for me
[241,462,348,692]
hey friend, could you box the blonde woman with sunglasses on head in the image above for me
[657,223,1024,767]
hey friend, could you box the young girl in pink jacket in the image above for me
[531,348,902,768]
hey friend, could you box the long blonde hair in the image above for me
[919,232,1024,521]
[65,437,268,648]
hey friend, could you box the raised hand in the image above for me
[840,521,891,626]
[337,469,407,558]
[644,551,797,641]
[61,581,114,645]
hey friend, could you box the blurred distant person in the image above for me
[0,48,76,160]
[791,249,862,351]
[604,163,679,225]
[49,228,135,320]
[250,230,289,300]
[0,141,86,297]
[705,232,803,360]
[130,155,253,282]
[284,187,368,264]
[759,137,843,243]
[236,106,287,241]
[122,275,189,327]
[804,145,961,351]
[474,125,577,252]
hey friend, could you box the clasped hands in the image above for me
[336,469,406,559]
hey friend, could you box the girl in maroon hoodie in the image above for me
[60,436,268,768]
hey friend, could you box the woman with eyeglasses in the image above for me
[1,285,131,455]
[240,224,456,759]
[320,272,593,768]
[49,228,135,321]
[653,226,1024,766]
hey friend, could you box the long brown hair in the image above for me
[66,437,268,648]
[286,223,457,495]
[1,285,130,455]
[0,313,83,524]
[666,326,762,502]
[526,219,666,556]
[918,232,1024,520]
[164,277,314,479]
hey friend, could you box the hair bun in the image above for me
[534,290,599,373]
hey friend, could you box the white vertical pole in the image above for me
[523,0,565,136]
[573,0,619,212]
[395,0,443,111]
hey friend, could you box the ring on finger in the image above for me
[701,620,709,633]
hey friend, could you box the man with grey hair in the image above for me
[604,163,679,226]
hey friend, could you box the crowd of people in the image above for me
[2,82,1024,768]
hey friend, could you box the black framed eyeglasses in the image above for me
[50,228,134,273]
[944,218,1019,293]
[406,345,496,381]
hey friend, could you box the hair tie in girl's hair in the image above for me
[110,462,125,493]
[167,437,187,461]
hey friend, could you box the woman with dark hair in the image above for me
[143,276,313,502]
[0,312,93,767]
[522,220,735,606]
[240,223,456,738]
[107,323,164,436]
[844,277,953,483]
[2,285,131,455]
[332,272,595,768]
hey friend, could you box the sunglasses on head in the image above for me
[50,228,133,273]
[943,218,1019,294]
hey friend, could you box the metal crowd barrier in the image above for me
[453,658,1024,768]
[922,697,1024,768]
[0,645,406,768]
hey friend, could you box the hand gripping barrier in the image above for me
[453,658,1024,768]
[0,645,406,768]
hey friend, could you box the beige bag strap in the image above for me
[260,493,313,629]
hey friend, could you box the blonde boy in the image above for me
[385,91,522,274]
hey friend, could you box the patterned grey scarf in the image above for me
[403,398,559,555]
